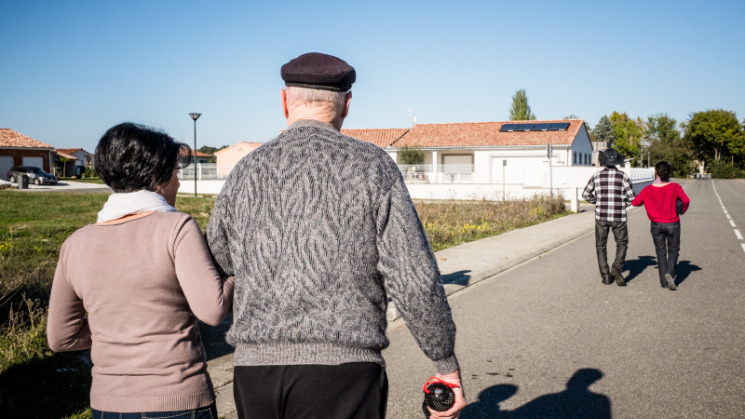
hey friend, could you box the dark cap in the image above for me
[600,148,624,166]
[281,52,356,92]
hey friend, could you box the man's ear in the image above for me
[281,89,289,119]
[341,91,352,119]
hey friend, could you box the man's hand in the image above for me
[426,370,466,419]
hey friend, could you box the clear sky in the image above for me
[2,0,743,152]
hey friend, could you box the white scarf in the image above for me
[97,190,177,223]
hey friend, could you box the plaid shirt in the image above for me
[583,167,635,222]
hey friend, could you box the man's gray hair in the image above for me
[286,86,347,115]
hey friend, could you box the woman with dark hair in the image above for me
[632,161,690,290]
[47,122,234,419]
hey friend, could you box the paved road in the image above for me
[384,179,745,418]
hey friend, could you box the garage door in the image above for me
[22,156,43,169]
[0,156,13,180]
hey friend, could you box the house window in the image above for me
[573,152,577,164]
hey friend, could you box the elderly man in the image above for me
[583,148,635,286]
[207,52,465,419]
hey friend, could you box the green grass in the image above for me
[0,190,566,417]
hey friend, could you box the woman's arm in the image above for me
[173,217,235,326]
[47,244,92,352]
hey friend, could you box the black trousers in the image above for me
[594,220,629,276]
[234,363,388,419]
[651,221,681,285]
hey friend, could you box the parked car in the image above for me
[6,166,59,185]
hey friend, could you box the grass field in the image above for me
[0,190,566,418]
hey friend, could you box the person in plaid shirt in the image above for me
[583,149,635,286]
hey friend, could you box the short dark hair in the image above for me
[655,161,672,182]
[95,122,190,192]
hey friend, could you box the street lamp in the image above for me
[189,113,201,197]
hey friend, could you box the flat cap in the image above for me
[281,52,356,92]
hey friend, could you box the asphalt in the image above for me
[206,203,603,419]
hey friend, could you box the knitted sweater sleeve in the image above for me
[173,216,235,327]
[47,238,92,352]
[375,176,459,375]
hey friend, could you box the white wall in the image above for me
[180,166,655,201]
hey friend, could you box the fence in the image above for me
[176,161,656,203]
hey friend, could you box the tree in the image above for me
[508,89,536,121]
[199,145,229,163]
[397,146,424,165]
[684,109,744,170]
[646,114,694,176]
[609,112,645,166]
[592,115,615,149]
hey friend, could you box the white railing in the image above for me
[397,164,475,184]
[178,163,228,180]
[629,167,655,183]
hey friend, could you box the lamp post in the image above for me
[189,113,201,197]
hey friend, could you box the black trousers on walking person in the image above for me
[234,362,388,419]
[651,221,681,286]
[594,220,629,277]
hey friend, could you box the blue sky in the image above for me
[1,0,743,152]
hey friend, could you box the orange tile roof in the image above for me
[0,128,54,149]
[392,119,584,148]
[54,150,78,160]
[56,148,84,155]
[341,128,409,148]
[179,149,211,157]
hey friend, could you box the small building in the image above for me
[214,142,264,177]
[0,128,55,180]
[54,148,94,177]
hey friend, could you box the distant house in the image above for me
[0,128,55,180]
[383,119,593,185]
[54,148,94,177]
[214,142,264,177]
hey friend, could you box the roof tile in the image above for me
[0,128,54,149]
[392,119,584,148]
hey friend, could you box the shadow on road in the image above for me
[674,260,701,286]
[442,270,472,286]
[198,316,234,360]
[461,368,611,419]
[624,255,657,283]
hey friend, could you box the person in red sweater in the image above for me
[632,161,690,290]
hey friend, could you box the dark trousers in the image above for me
[594,220,629,276]
[234,363,388,419]
[651,221,681,285]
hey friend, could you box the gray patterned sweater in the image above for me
[206,119,458,374]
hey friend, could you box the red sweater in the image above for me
[632,182,690,223]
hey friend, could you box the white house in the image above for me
[55,148,94,177]
[384,119,594,183]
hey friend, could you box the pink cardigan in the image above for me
[47,212,234,412]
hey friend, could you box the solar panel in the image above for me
[499,123,518,132]
[532,123,553,131]
[549,122,570,131]
[514,124,533,131]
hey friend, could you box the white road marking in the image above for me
[730,220,737,228]
[742,243,745,254]
[735,230,743,240]
[726,214,732,220]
